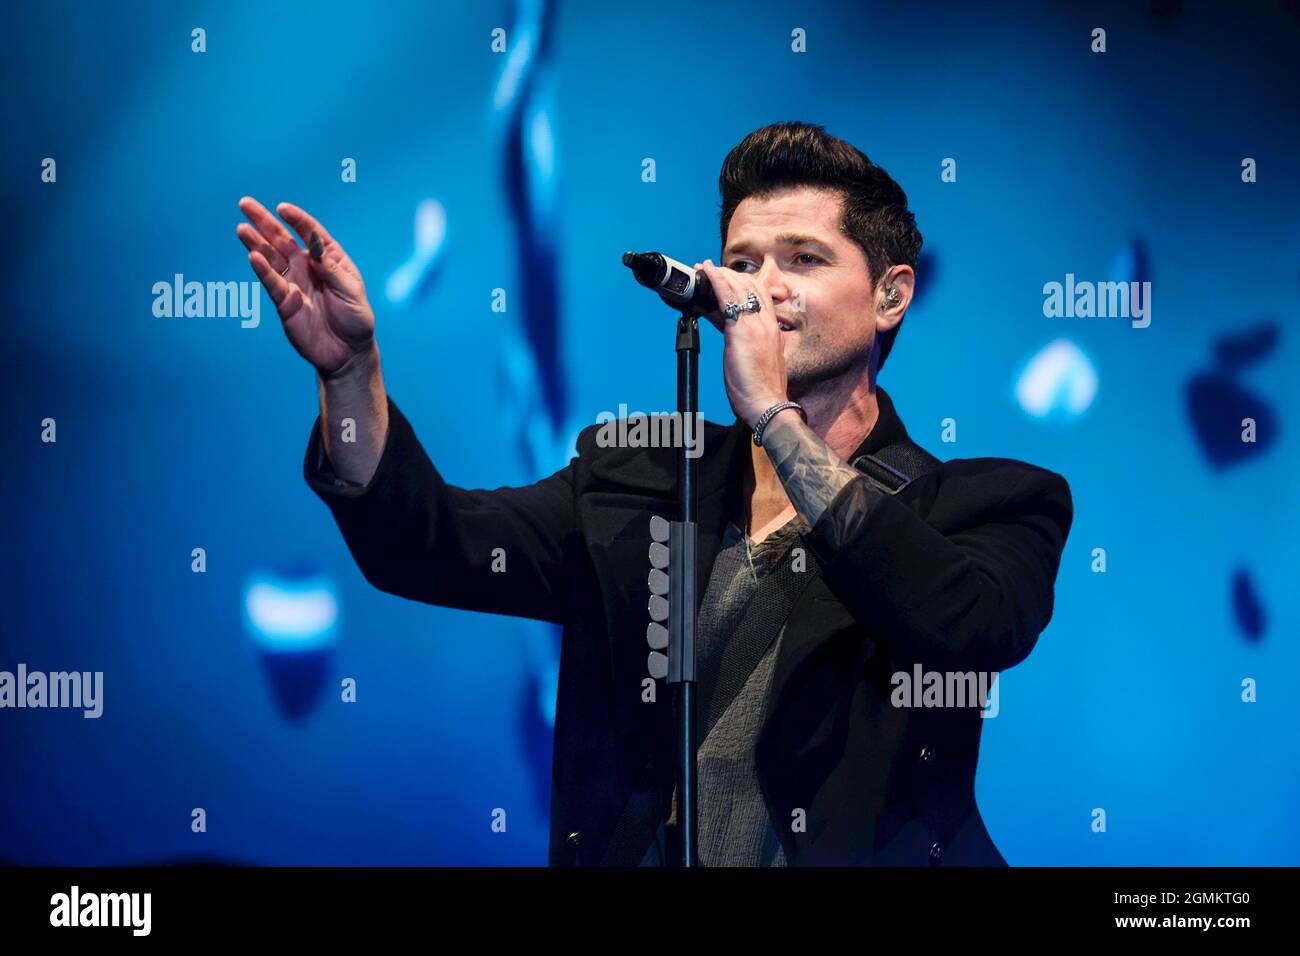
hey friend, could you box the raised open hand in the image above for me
[237,197,375,376]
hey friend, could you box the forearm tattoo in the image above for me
[760,412,869,527]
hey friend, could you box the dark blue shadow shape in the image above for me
[912,249,937,307]
[1231,567,1266,643]
[1184,321,1279,470]
[258,649,334,722]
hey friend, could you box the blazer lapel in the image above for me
[577,414,749,769]
[579,414,747,598]
[694,416,750,612]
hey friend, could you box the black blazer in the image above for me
[303,384,1073,866]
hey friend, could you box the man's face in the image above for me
[722,186,879,396]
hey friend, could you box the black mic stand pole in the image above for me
[667,307,700,868]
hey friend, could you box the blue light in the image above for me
[384,198,447,306]
[242,571,340,653]
[1014,338,1098,420]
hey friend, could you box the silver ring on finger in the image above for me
[278,261,291,278]
[741,292,761,313]
[722,300,741,320]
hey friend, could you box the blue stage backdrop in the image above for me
[2,0,1297,865]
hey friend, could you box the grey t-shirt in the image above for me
[640,511,810,866]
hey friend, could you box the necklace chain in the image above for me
[744,510,759,584]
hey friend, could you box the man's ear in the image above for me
[874,264,914,334]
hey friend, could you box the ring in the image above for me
[722,300,741,320]
[278,262,291,278]
[741,292,761,313]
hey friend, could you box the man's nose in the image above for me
[755,259,790,302]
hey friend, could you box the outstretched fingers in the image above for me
[247,250,303,318]
[236,223,289,274]
[276,201,359,291]
[276,202,335,258]
[238,196,300,261]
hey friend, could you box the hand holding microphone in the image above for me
[622,251,725,333]
[624,250,792,428]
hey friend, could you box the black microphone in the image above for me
[622,251,718,317]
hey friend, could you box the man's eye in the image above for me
[730,261,755,272]
[795,253,821,265]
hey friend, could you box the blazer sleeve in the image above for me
[304,395,578,625]
[802,465,1073,672]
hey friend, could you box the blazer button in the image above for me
[566,831,581,848]
[919,745,936,765]
[928,841,944,865]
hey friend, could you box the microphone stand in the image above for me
[621,252,709,867]
[667,308,700,867]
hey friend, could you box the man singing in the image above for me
[236,121,1073,866]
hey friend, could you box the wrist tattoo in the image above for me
[761,413,867,526]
